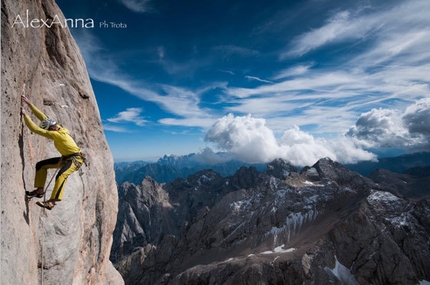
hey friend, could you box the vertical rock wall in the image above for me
[1,0,123,284]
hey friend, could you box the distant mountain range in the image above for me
[114,154,267,185]
[114,152,430,186]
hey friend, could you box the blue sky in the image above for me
[56,0,430,165]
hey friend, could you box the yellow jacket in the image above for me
[23,104,81,156]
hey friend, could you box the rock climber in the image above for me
[21,95,85,210]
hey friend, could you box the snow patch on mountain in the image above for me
[266,209,319,244]
[261,244,296,254]
[230,199,252,212]
[324,256,359,285]
[367,190,400,204]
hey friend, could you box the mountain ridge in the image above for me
[114,152,430,185]
[111,157,430,284]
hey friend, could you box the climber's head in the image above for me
[39,118,57,130]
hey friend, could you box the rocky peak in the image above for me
[230,165,260,190]
[264,158,298,180]
[1,0,122,284]
[312,157,351,181]
[111,177,174,261]
[302,157,376,192]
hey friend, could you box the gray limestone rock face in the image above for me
[1,0,123,284]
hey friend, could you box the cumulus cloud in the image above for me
[205,99,430,166]
[205,114,375,166]
[403,98,430,135]
[278,126,375,166]
[205,114,281,163]
[107,108,147,126]
[346,108,409,148]
[347,98,430,151]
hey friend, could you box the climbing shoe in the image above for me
[36,201,55,210]
[26,189,45,198]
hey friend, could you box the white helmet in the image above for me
[39,118,57,130]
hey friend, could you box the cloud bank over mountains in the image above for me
[204,98,430,166]
[204,114,375,166]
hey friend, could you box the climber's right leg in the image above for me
[33,157,62,188]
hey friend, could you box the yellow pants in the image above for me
[34,156,83,201]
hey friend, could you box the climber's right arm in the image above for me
[22,95,48,121]
[21,109,52,139]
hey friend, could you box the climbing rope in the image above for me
[42,166,61,202]
[20,84,28,191]
[41,217,44,285]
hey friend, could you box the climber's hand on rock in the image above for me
[21,95,31,105]
[21,107,27,116]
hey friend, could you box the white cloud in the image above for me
[272,64,314,80]
[347,98,430,151]
[283,1,430,58]
[284,11,360,57]
[107,108,147,126]
[205,114,375,166]
[219,69,235,75]
[205,114,281,163]
[280,126,375,166]
[103,124,130,133]
[346,108,409,148]
[403,98,430,136]
[227,71,359,99]
[157,85,206,118]
[245,75,273,84]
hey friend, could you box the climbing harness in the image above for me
[39,151,88,201]
[62,152,88,176]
